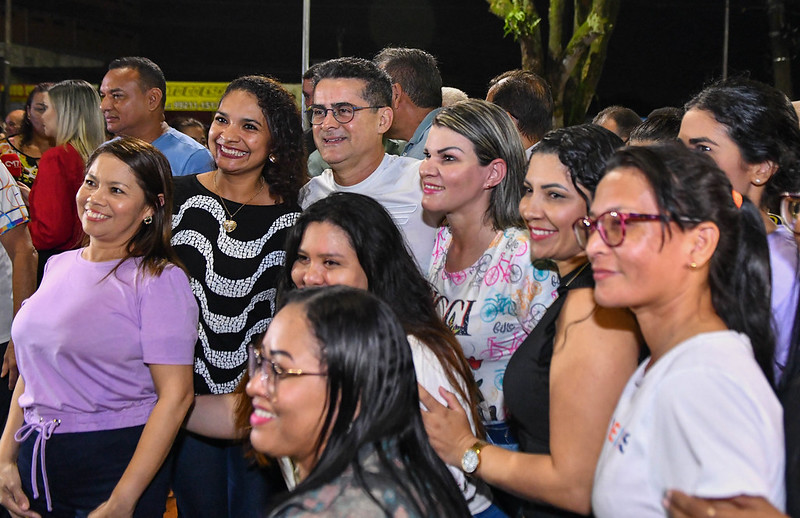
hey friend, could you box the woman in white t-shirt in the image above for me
[419,100,557,450]
[581,143,784,517]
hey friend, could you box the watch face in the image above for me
[462,449,479,473]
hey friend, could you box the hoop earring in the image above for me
[143,215,153,225]
[268,153,277,164]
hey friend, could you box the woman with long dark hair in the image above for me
[248,286,471,517]
[279,192,497,514]
[170,74,306,517]
[0,137,198,516]
[679,77,800,384]
[0,83,54,189]
[664,191,800,518]
[585,144,783,516]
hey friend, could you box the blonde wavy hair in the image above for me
[48,79,105,160]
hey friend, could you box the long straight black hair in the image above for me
[277,192,483,432]
[269,286,470,517]
[605,143,774,384]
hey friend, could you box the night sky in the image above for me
[15,0,800,119]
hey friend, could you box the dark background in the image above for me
[7,0,800,119]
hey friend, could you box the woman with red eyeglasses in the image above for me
[665,191,800,518]
[420,125,642,517]
[585,143,784,517]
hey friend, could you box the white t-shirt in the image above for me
[428,226,558,424]
[298,154,437,270]
[409,335,492,515]
[592,330,785,518]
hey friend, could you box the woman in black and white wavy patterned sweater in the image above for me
[169,75,307,518]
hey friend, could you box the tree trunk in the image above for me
[488,0,619,127]
[766,0,793,96]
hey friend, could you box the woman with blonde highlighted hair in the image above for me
[419,99,557,454]
[28,79,105,280]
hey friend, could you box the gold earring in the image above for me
[689,262,697,269]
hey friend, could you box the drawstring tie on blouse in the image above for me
[15,418,60,512]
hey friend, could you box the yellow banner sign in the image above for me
[164,82,302,112]
[4,81,302,112]
[165,82,230,112]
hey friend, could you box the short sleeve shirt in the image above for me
[428,226,558,423]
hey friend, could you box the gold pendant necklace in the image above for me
[213,171,265,233]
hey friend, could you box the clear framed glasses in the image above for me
[780,192,800,235]
[573,211,667,249]
[247,344,326,396]
[306,102,385,125]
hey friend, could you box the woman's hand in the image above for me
[14,183,29,206]
[0,460,40,518]
[664,490,787,518]
[87,495,134,518]
[418,384,477,467]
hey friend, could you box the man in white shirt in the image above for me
[300,57,438,269]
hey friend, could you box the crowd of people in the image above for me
[0,47,793,518]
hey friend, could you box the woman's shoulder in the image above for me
[136,261,191,287]
[1,136,32,158]
[647,332,777,403]
[275,470,424,518]
[40,143,82,165]
[172,173,205,197]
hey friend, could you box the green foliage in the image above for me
[502,7,541,39]
[486,0,619,126]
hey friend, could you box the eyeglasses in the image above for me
[247,344,326,396]
[781,192,800,234]
[306,103,385,125]
[573,211,669,249]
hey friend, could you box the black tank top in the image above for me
[503,263,593,518]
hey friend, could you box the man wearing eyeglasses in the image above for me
[299,57,438,270]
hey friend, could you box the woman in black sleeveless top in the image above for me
[421,125,642,517]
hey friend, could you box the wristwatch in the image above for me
[461,441,485,474]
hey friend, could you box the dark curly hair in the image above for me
[531,124,623,207]
[684,77,800,214]
[221,76,307,207]
[605,143,774,384]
